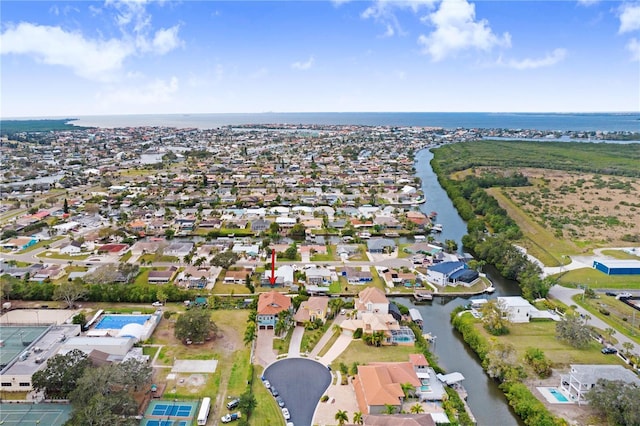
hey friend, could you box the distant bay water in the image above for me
[69,112,640,132]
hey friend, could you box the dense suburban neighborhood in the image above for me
[1,122,639,426]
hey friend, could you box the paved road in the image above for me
[548,285,640,355]
[263,358,331,426]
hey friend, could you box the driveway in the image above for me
[288,326,304,357]
[318,334,352,366]
[263,358,331,426]
[548,285,640,355]
[255,329,277,368]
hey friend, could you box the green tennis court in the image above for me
[0,403,72,426]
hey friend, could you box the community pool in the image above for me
[94,314,150,330]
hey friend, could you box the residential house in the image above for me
[250,219,272,233]
[367,238,396,254]
[560,364,640,404]
[164,242,194,258]
[361,414,438,426]
[2,237,37,251]
[426,261,478,287]
[262,265,294,287]
[293,297,330,325]
[223,269,252,285]
[98,244,129,256]
[257,291,292,329]
[353,362,420,414]
[176,267,214,289]
[356,287,389,316]
[60,240,83,255]
[305,267,332,286]
[342,266,373,285]
[31,265,66,282]
[148,266,177,284]
[497,296,535,323]
[130,240,166,256]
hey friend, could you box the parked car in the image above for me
[221,412,241,423]
[275,396,285,407]
[152,301,163,307]
[270,386,279,397]
[263,379,271,389]
[601,347,618,355]
[226,398,240,410]
[281,408,290,420]
[605,291,617,297]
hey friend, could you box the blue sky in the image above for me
[1,0,639,116]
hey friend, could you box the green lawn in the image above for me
[601,249,640,260]
[211,281,252,295]
[37,251,90,260]
[139,254,179,263]
[120,251,132,262]
[273,327,294,355]
[301,323,329,353]
[571,295,640,345]
[330,339,418,368]
[475,320,625,368]
[142,346,159,358]
[249,366,282,426]
[556,267,640,290]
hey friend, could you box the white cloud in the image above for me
[249,67,269,79]
[0,22,133,81]
[99,76,178,105]
[627,38,640,61]
[577,0,599,6]
[619,3,640,33]
[291,56,315,70]
[506,48,567,70]
[151,25,182,54]
[361,0,437,37]
[418,0,511,61]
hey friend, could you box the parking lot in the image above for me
[263,358,331,426]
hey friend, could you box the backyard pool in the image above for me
[549,388,568,402]
[94,314,151,330]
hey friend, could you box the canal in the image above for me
[395,148,523,426]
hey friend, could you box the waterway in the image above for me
[394,147,523,426]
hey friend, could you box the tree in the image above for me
[444,239,458,253]
[480,299,510,335]
[174,309,215,343]
[334,409,349,425]
[164,228,175,240]
[622,341,634,357]
[244,321,256,346]
[556,313,592,349]
[238,391,257,417]
[410,403,424,414]
[383,403,396,414]
[63,198,69,214]
[484,341,524,382]
[210,251,240,269]
[586,379,640,426]
[32,349,91,399]
[72,312,86,326]
[245,274,255,293]
[524,347,552,378]
[53,278,88,309]
[353,411,363,425]
[400,382,415,401]
[603,327,616,344]
[283,243,298,260]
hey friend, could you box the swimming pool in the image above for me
[549,388,568,402]
[94,314,150,330]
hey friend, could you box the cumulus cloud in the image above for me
[506,48,567,70]
[291,56,315,70]
[627,38,640,61]
[0,22,133,81]
[99,76,179,105]
[619,3,640,33]
[418,0,511,61]
[0,0,182,81]
[361,0,437,37]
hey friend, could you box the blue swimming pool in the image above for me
[94,314,150,330]
[549,388,568,402]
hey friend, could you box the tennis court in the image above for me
[0,403,72,426]
[140,400,199,426]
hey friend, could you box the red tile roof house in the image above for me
[353,362,421,415]
[257,291,292,329]
[98,243,130,256]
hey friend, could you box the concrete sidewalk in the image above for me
[288,325,304,357]
[310,316,345,359]
[318,334,353,366]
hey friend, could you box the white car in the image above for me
[263,379,271,389]
[281,408,290,420]
[152,301,163,307]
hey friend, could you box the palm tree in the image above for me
[353,411,363,425]
[383,404,396,415]
[400,382,414,402]
[410,403,424,414]
[243,322,256,346]
[334,409,348,425]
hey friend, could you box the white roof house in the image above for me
[498,296,535,323]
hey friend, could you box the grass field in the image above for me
[211,281,252,295]
[330,339,417,368]
[301,323,329,353]
[273,328,294,355]
[556,268,640,290]
[487,188,577,266]
[249,366,282,426]
[571,294,640,345]
[474,319,625,368]
[37,251,90,260]
[601,249,640,260]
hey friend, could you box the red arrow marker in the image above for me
[269,249,276,286]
